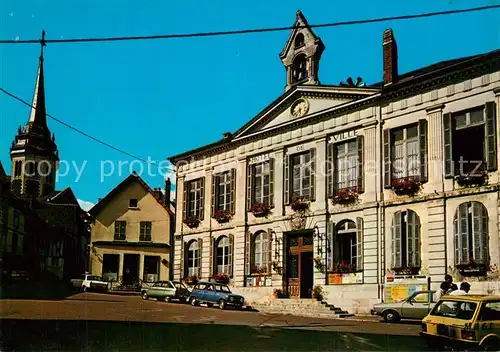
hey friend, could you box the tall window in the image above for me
[391,210,421,269]
[114,221,126,240]
[217,172,231,211]
[291,54,307,83]
[187,179,203,218]
[139,221,152,241]
[254,162,270,204]
[336,140,358,189]
[454,202,489,266]
[187,240,200,277]
[252,231,270,273]
[292,152,312,200]
[391,125,420,179]
[216,236,231,274]
[335,220,358,267]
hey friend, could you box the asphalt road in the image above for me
[0,292,426,351]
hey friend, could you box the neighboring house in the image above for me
[88,173,174,287]
[2,42,90,280]
[167,10,500,313]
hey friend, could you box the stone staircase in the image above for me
[250,298,354,319]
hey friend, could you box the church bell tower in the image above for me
[280,10,325,91]
[10,30,59,198]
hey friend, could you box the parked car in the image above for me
[371,290,436,323]
[188,281,245,310]
[70,273,109,292]
[421,294,500,351]
[141,280,190,302]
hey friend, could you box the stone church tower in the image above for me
[280,10,325,91]
[10,31,59,198]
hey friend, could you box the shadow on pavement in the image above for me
[0,281,75,301]
[0,318,427,351]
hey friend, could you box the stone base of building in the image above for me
[323,284,380,315]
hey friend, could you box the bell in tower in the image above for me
[279,10,325,91]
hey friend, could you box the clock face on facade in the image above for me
[290,98,309,118]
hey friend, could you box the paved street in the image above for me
[0,292,426,351]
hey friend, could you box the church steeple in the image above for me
[10,30,58,198]
[280,10,325,91]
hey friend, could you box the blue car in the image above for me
[188,281,245,310]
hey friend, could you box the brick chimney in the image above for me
[164,178,171,206]
[383,29,398,85]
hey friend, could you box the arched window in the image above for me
[391,210,421,269]
[335,220,357,268]
[187,240,200,276]
[294,33,305,48]
[215,235,232,275]
[291,54,308,83]
[252,231,270,273]
[454,202,489,265]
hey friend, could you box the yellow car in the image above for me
[420,294,500,351]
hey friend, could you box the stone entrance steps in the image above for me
[251,299,354,319]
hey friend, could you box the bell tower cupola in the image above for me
[10,30,59,198]
[280,10,325,91]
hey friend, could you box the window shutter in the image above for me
[443,113,454,178]
[357,136,364,193]
[284,154,290,205]
[356,217,363,271]
[208,236,214,277]
[327,221,335,271]
[418,119,428,183]
[383,129,392,188]
[182,181,188,220]
[327,143,334,198]
[310,148,316,202]
[406,211,421,268]
[211,174,217,217]
[245,231,251,276]
[485,101,497,172]
[199,178,205,220]
[197,237,203,278]
[269,158,275,207]
[391,212,402,268]
[246,163,253,211]
[454,203,469,265]
[228,234,234,277]
[472,202,488,265]
[230,168,236,214]
[267,228,273,274]
[179,240,185,279]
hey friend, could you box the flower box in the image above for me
[455,169,487,187]
[456,257,488,276]
[250,203,271,217]
[331,188,359,206]
[213,209,232,223]
[183,216,200,229]
[291,197,309,211]
[251,265,268,276]
[212,273,230,284]
[391,177,421,196]
[331,261,357,274]
[392,267,420,275]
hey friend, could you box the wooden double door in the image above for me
[285,231,313,298]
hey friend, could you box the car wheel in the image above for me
[218,299,226,310]
[190,297,197,306]
[481,338,500,351]
[141,291,148,300]
[166,297,171,303]
[383,310,400,323]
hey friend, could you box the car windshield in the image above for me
[87,276,102,281]
[430,299,477,320]
[216,285,231,293]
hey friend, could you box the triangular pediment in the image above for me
[232,85,378,140]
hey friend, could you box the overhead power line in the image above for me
[0,87,176,173]
[1,5,499,44]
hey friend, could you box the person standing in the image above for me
[450,282,471,295]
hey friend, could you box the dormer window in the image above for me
[294,33,305,48]
[129,199,138,208]
[291,54,308,83]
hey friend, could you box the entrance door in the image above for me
[285,232,313,298]
[123,254,140,285]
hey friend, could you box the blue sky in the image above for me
[1,0,499,210]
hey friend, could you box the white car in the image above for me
[71,274,109,292]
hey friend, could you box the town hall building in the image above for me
[168,11,500,313]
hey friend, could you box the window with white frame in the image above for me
[187,179,203,218]
[391,210,421,269]
[453,201,489,266]
[253,162,270,205]
[187,240,200,277]
[291,152,312,200]
[216,236,231,274]
[391,125,420,179]
[252,231,269,273]
[217,172,231,211]
[336,140,358,189]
